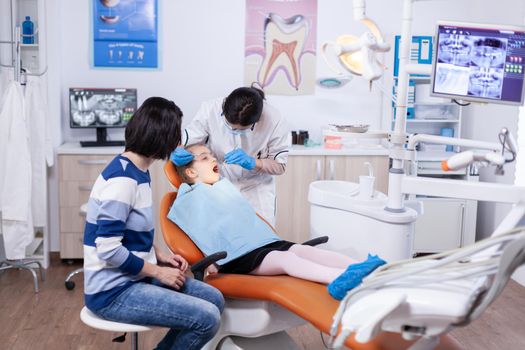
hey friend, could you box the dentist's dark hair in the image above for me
[125,97,183,160]
[222,86,265,126]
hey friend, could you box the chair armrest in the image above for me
[191,251,227,281]
[302,236,329,246]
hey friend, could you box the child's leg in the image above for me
[250,250,344,284]
[288,244,355,269]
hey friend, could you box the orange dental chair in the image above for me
[159,161,463,350]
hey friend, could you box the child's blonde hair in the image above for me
[175,145,199,184]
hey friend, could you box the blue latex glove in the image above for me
[170,147,194,166]
[224,148,256,170]
[327,254,387,300]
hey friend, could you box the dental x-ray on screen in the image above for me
[431,22,525,105]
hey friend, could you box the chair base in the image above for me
[0,259,45,293]
[218,332,301,350]
[65,267,83,290]
[202,298,306,350]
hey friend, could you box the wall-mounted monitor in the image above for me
[431,21,525,106]
[69,88,137,147]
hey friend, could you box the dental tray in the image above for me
[329,124,370,133]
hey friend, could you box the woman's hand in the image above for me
[157,250,189,273]
[155,266,186,290]
[140,261,186,290]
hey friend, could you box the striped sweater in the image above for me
[83,155,157,311]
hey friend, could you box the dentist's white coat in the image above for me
[25,77,53,227]
[0,81,33,259]
[183,98,290,225]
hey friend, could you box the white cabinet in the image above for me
[57,145,172,260]
[58,154,115,259]
[275,156,323,243]
[410,160,479,254]
[275,154,389,243]
[413,199,464,251]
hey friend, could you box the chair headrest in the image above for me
[164,160,182,189]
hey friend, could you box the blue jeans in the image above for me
[94,277,225,350]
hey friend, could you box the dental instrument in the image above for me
[330,226,525,349]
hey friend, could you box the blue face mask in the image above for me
[223,118,255,136]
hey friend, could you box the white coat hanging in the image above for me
[0,81,34,259]
[25,77,52,227]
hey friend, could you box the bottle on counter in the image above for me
[291,130,310,145]
[299,130,309,145]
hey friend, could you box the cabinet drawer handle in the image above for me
[328,160,335,180]
[460,204,465,246]
[316,160,322,180]
[78,159,109,165]
[78,185,92,191]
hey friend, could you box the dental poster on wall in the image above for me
[93,0,158,68]
[245,0,317,95]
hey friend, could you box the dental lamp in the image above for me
[321,0,390,83]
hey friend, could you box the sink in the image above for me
[308,180,418,261]
[308,180,387,209]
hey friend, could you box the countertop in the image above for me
[56,142,390,157]
[56,142,124,155]
[56,142,458,161]
[288,145,390,156]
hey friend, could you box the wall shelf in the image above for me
[406,119,460,123]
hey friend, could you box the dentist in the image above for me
[171,87,289,225]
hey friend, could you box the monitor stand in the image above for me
[80,128,125,147]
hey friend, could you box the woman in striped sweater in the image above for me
[83,97,224,350]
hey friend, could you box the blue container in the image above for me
[22,16,34,44]
[440,127,455,152]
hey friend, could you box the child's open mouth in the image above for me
[213,165,219,173]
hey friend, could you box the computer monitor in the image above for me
[431,21,525,106]
[69,88,137,147]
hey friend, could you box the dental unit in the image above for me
[318,0,525,349]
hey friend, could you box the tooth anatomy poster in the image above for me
[93,0,158,68]
[245,0,317,95]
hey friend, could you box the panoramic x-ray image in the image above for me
[470,37,507,68]
[434,65,471,95]
[467,66,504,98]
[435,32,509,99]
[437,34,474,67]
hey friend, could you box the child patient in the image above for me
[168,144,385,299]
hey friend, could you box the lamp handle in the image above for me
[321,42,347,76]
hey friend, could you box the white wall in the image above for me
[44,0,525,282]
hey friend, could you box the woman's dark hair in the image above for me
[222,87,265,126]
[125,97,182,160]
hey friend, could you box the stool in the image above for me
[80,306,156,350]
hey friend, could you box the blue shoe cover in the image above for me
[328,254,386,300]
